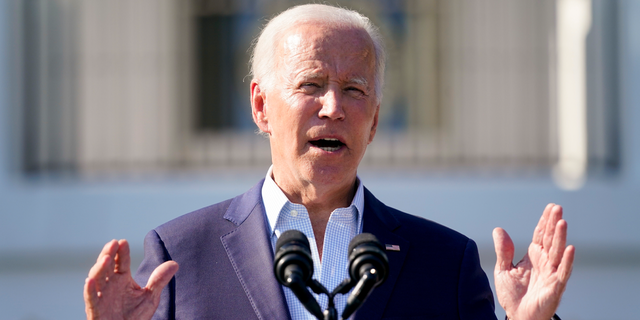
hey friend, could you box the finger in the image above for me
[533,203,555,245]
[84,277,99,317]
[87,241,119,291]
[96,239,119,263]
[146,261,179,294]
[549,219,568,267]
[89,240,118,280]
[543,205,562,250]
[493,228,515,272]
[557,245,575,284]
[87,254,115,292]
[114,239,131,274]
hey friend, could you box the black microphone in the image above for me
[342,233,389,319]
[274,230,323,319]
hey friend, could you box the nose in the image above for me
[318,89,345,120]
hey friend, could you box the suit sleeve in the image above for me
[134,230,175,320]
[458,239,498,320]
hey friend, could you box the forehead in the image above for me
[277,22,375,78]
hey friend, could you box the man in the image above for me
[84,4,574,320]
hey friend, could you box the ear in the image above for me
[251,80,270,134]
[367,104,380,144]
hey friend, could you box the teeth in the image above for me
[310,138,343,152]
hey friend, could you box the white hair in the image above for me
[249,4,386,103]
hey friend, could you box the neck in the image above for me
[272,169,357,218]
[271,167,358,261]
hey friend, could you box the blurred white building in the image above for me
[1,0,639,319]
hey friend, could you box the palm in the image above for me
[493,204,575,320]
[84,240,179,320]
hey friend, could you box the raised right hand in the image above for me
[84,239,179,320]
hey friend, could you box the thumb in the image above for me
[146,261,179,298]
[493,227,514,272]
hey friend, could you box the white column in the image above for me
[553,0,592,189]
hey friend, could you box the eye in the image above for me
[345,86,365,98]
[299,82,322,94]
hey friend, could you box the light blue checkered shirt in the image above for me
[262,166,364,320]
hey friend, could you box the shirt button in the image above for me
[290,209,298,217]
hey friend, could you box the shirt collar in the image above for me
[261,165,365,235]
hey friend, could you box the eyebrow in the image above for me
[297,73,369,88]
[298,72,324,82]
[348,77,369,87]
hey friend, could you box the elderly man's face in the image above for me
[252,22,379,191]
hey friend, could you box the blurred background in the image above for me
[0,0,638,318]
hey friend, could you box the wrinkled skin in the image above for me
[493,204,575,320]
[84,239,178,320]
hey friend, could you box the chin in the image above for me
[307,163,356,184]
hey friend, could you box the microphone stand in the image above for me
[306,278,355,320]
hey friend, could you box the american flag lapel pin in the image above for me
[385,244,400,251]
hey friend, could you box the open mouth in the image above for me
[309,138,345,152]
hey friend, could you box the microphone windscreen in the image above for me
[348,233,383,253]
[276,229,310,253]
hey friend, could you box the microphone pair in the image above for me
[274,230,389,320]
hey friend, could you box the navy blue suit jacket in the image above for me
[135,180,497,319]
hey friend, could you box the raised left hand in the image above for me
[493,204,575,320]
[84,239,178,320]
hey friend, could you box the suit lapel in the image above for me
[220,180,291,320]
[354,188,410,320]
